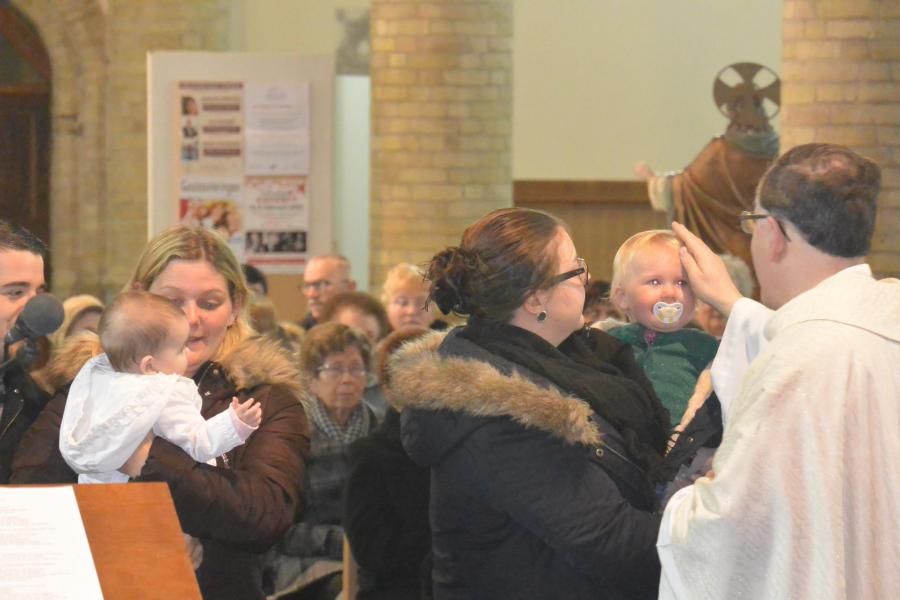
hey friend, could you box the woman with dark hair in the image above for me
[390,207,670,599]
[319,291,390,348]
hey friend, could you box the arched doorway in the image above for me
[0,4,51,257]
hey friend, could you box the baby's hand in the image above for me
[633,161,655,180]
[231,396,262,428]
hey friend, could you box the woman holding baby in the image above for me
[392,208,671,599]
[11,226,310,600]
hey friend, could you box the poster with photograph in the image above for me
[244,82,310,176]
[178,81,244,176]
[178,177,245,261]
[243,176,309,273]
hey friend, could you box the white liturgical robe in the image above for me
[658,266,900,599]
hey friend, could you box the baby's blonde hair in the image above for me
[610,229,682,302]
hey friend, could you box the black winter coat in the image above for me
[344,408,432,600]
[0,360,50,483]
[391,330,662,600]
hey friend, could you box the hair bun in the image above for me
[426,246,483,316]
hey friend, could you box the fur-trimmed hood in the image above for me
[35,332,304,400]
[388,329,601,467]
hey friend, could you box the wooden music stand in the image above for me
[72,483,201,599]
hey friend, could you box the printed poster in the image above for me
[243,176,309,274]
[178,81,244,176]
[244,82,310,176]
[178,177,245,262]
[174,80,313,275]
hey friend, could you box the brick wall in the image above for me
[782,0,900,276]
[370,0,513,290]
[13,0,231,299]
[104,0,231,292]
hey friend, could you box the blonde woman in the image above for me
[49,294,104,350]
[381,263,445,331]
[12,225,310,600]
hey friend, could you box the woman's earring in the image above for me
[537,310,548,322]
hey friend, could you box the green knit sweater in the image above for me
[607,323,719,427]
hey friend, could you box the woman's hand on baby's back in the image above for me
[232,397,262,428]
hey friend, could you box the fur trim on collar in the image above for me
[388,331,601,447]
[36,332,303,399]
[33,332,104,394]
[217,334,304,397]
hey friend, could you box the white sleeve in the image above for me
[647,171,679,221]
[656,485,694,600]
[79,471,130,484]
[152,378,245,463]
[710,297,773,424]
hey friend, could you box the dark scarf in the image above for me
[459,317,670,479]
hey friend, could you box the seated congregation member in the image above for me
[391,208,670,599]
[608,230,719,427]
[0,220,52,484]
[247,295,305,356]
[26,293,105,375]
[344,327,433,600]
[320,292,391,420]
[658,144,900,599]
[265,323,376,600]
[382,263,446,331]
[49,294,104,349]
[320,291,389,349]
[691,253,753,338]
[241,263,269,298]
[11,226,310,600]
[300,254,356,330]
[582,279,622,325]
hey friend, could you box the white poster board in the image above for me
[147,52,333,273]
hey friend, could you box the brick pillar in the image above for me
[782,1,900,276]
[370,0,513,290]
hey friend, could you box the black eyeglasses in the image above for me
[739,211,791,241]
[548,258,589,287]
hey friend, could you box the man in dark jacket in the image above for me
[0,220,51,483]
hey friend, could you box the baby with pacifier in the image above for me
[607,230,719,427]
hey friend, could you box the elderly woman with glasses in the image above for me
[265,323,376,600]
[390,208,671,599]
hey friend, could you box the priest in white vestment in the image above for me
[659,143,900,599]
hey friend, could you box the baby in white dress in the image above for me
[60,291,261,483]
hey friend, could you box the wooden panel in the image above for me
[74,483,202,599]
[514,179,648,206]
[267,273,306,323]
[515,180,666,282]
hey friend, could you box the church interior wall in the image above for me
[5,0,897,314]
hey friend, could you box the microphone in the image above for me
[4,293,65,346]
